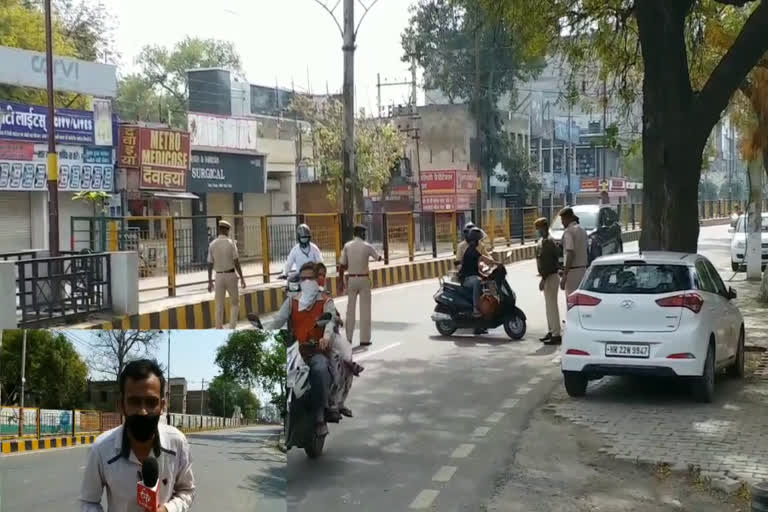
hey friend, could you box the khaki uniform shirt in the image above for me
[341,237,379,274]
[562,221,588,269]
[536,236,559,278]
[207,235,239,272]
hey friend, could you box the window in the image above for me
[694,261,717,294]
[583,263,692,294]
[735,214,768,232]
[704,259,728,297]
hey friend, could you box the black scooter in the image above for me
[431,265,527,340]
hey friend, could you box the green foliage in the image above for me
[403,0,543,200]
[291,96,406,204]
[215,330,286,417]
[0,330,88,408]
[207,375,260,419]
[117,37,243,128]
[699,178,719,200]
[72,191,111,215]
[494,136,540,200]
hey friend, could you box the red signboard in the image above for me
[119,126,191,191]
[118,126,140,168]
[420,170,456,195]
[422,194,456,211]
[456,171,478,193]
[456,194,472,211]
[0,140,35,160]
[140,166,187,191]
[580,178,599,193]
[610,178,626,191]
[138,128,190,172]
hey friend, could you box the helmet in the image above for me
[286,341,310,399]
[296,224,311,245]
[466,227,484,243]
[463,222,477,237]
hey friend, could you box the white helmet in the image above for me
[286,342,310,399]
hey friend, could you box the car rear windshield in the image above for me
[583,263,692,294]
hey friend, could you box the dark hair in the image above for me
[353,224,366,237]
[119,359,165,396]
[299,262,317,275]
[315,262,327,274]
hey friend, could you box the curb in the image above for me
[83,220,729,329]
[1,434,97,454]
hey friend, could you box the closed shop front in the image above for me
[0,191,32,250]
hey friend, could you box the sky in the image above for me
[101,0,423,114]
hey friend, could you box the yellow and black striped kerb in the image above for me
[1,435,96,454]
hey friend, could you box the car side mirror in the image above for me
[728,287,737,300]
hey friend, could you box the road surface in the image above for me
[0,426,284,512]
[286,224,733,511]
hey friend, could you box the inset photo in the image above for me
[0,329,285,512]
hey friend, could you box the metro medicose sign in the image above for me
[118,126,191,191]
[0,141,114,192]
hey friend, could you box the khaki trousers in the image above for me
[215,272,239,329]
[346,276,372,344]
[564,267,587,297]
[542,274,561,337]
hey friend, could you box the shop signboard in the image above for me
[610,177,626,191]
[0,100,115,145]
[188,112,259,152]
[117,126,191,191]
[580,178,600,193]
[189,151,266,194]
[422,194,455,211]
[0,140,113,191]
[420,170,457,195]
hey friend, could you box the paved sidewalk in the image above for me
[548,275,768,492]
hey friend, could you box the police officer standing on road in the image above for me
[535,217,561,345]
[559,207,589,297]
[341,224,382,347]
[207,220,246,329]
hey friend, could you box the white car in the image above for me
[729,213,768,271]
[561,252,745,402]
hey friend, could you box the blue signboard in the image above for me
[83,146,112,164]
[0,100,117,145]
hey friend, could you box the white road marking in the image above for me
[409,490,440,509]
[432,466,458,482]
[355,342,402,361]
[528,376,542,385]
[451,444,475,458]
[516,386,532,395]
[501,398,519,409]
[485,412,505,423]
[471,426,491,437]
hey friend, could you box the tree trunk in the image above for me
[636,1,705,252]
[747,157,763,280]
[761,147,768,299]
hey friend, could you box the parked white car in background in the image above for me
[729,213,768,271]
[561,252,745,403]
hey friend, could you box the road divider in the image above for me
[85,221,728,330]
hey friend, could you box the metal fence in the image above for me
[62,200,740,299]
[14,252,111,327]
[0,406,251,440]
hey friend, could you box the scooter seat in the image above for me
[443,281,474,298]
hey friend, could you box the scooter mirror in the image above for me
[247,313,263,329]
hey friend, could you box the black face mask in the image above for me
[356,232,366,240]
[125,414,160,442]
[299,237,310,247]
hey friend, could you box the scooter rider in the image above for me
[282,224,323,278]
[460,227,500,318]
[268,262,337,436]
[456,222,491,272]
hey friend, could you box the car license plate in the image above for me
[605,343,650,358]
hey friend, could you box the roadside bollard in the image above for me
[753,482,768,511]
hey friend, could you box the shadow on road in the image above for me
[239,462,287,500]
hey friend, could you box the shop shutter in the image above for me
[0,192,32,251]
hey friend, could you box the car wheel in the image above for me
[692,342,715,403]
[435,320,457,336]
[563,371,588,397]
[726,328,745,378]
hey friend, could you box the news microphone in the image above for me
[137,457,159,512]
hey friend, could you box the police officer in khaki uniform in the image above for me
[207,220,246,329]
[341,224,382,346]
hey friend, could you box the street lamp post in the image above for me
[44,0,59,255]
[166,331,171,424]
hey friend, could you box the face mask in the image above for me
[317,276,326,288]
[298,280,320,311]
[537,229,546,239]
[299,237,310,246]
[125,413,160,442]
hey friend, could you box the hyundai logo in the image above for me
[620,300,634,309]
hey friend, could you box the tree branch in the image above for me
[312,0,344,38]
[355,0,381,37]
[695,0,768,134]
[712,0,755,5]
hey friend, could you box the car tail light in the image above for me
[566,349,590,356]
[667,353,696,359]
[567,293,602,311]
[655,293,704,314]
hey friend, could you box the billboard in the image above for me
[0,140,113,192]
[0,100,113,145]
[580,178,600,193]
[0,46,117,97]
[188,112,259,152]
[421,170,457,195]
[189,151,266,194]
[118,126,191,191]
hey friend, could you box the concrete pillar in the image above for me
[30,191,49,250]
[0,261,18,328]
[109,251,139,316]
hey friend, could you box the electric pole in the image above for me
[313,0,381,242]
[166,331,171,424]
[20,330,27,408]
[44,0,59,255]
